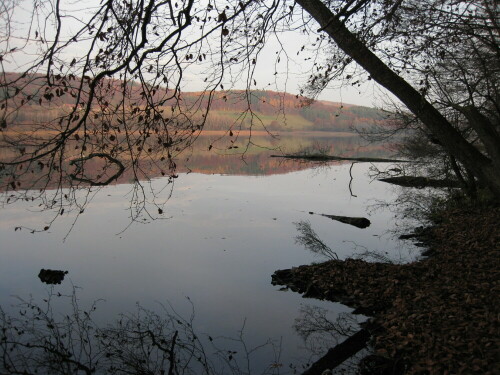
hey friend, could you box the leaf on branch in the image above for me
[218,11,227,23]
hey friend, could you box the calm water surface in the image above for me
[0,136,416,372]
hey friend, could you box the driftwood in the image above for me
[270,154,408,163]
[309,211,371,229]
[302,329,371,375]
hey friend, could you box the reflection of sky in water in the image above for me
[0,163,416,369]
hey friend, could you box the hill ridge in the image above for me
[1,72,387,132]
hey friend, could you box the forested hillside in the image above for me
[1,73,387,133]
[196,90,386,132]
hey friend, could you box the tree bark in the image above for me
[460,106,500,170]
[295,0,500,196]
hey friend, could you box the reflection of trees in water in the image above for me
[293,304,368,374]
[294,305,360,355]
[1,133,385,236]
[0,290,284,375]
[294,220,339,261]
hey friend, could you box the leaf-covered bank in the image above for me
[273,205,499,374]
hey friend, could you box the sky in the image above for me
[174,26,388,107]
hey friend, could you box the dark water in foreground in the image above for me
[0,135,416,373]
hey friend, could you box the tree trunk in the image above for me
[460,106,500,170]
[295,0,500,196]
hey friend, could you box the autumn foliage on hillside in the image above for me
[1,73,386,134]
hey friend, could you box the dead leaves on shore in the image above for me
[273,206,499,374]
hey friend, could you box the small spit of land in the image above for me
[273,204,499,374]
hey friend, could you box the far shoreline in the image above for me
[197,130,358,137]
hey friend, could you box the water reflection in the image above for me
[0,132,387,192]
[0,159,416,373]
[294,220,339,260]
[1,132,389,236]
[293,304,364,363]
[1,291,366,374]
[178,133,387,176]
[0,290,284,375]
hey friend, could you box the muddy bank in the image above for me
[273,206,499,374]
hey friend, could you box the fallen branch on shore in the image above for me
[378,176,460,188]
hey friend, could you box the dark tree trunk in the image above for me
[295,0,500,196]
[302,329,371,374]
[460,106,500,170]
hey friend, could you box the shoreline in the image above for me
[272,205,499,374]
[197,130,358,137]
[0,129,358,137]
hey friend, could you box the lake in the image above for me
[0,133,416,373]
